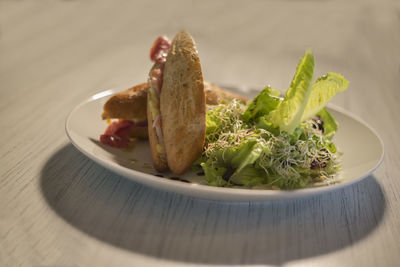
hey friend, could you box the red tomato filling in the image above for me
[100,120,147,148]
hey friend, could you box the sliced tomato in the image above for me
[100,120,147,148]
[149,36,171,63]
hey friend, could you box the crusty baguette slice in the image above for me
[102,83,147,121]
[102,82,246,120]
[160,30,206,175]
[204,81,247,105]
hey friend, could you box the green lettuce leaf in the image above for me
[200,138,269,187]
[317,108,338,140]
[301,72,349,122]
[255,116,280,136]
[231,141,264,173]
[200,162,229,187]
[229,166,267,187]
[242,86,281,123]
[269,50,315,134]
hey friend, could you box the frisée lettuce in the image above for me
[194,50,349,189]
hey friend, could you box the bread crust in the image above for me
[160,30,206,175]
[102,83,147,121]
[204,81,247,105]
[102,82,246,121]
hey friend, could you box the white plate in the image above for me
[65,87,384,201]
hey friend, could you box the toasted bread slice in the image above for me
[102,83,147,121]
[102,82,246,120]
[204,81,247,105]
[160,30,206,175]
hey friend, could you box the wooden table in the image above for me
[1,0,399,266]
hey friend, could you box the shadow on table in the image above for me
[40,144,386,265]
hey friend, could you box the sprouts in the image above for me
[201,100,341,189]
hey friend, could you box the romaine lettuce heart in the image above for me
[269,50,315,134]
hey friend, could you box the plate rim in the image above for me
[65,87,385,201]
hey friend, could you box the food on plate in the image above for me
[204,81,247,105]
[99,30,349,189]
[100,119,148,148]
[102,81,245,122]
[100,83,149,147]
[193,50,349,189]
[100,82,246,142]
[100,30,231,174]
[102,83,148,123]
[147,30,206,174]
[100,36,245,150]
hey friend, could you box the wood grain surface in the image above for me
[1,0,399,266]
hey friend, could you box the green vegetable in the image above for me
[195,50,348,190]
[301,72,349,122]
[317,108,338,139]
[201,162,229,187]
[230,166,267,187]
[268,51,348,134]
[255,116,280,136]
[231,141,264,175]
[242,86,281,123]
[205,99,244,143]
[269,50,315,134]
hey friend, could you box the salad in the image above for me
[193,50,349,189]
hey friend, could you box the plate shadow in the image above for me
[40,144,386,265]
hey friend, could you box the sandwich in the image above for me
[147,30,205,174]
[100,81,246,148]
[102,81,245,122]
[102,83,148,124]
[100,30,246,174]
